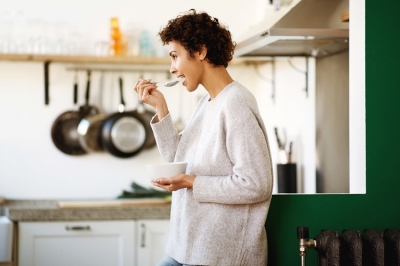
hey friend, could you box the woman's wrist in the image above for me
[156,104,169,121]
[186,175,196,188]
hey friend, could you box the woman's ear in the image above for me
[198,45,207,61]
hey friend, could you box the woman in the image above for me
[134,9,273,266]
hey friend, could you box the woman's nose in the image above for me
[170,64,177,74]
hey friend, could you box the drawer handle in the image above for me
[65,226,91,231]
[141,223,146,248]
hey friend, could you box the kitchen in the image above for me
[0,0,322,200]
[2,0,399,265]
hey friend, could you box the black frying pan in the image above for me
[101,77,147,158]
[77,72,108,152]
[136,101,156,149]
[51,71,98,155]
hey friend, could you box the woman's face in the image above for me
[168,41,205,92]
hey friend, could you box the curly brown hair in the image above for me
[159,9,236,68]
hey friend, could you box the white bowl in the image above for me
[146,162,188,181]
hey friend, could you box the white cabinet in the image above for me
[19,220,135,266]
[136,220,170,266]
[18,219,170,266]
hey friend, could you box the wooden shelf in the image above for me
[0,53,269,66]
[0,53,171,65]
[0,53,271,105]
[341,11,349,22]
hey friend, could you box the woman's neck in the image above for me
[202,65,234,100]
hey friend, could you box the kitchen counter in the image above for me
[0,199,171,221]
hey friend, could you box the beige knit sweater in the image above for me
[151,81,273,266]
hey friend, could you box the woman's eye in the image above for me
[172,55,177,60]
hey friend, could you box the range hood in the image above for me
[235,0,349,58]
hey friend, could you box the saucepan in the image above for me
[51,71,98,155]
[101,77,148,158]
[135,99,156,150]
[77,72,108,152]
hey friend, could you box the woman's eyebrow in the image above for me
[169,51,177,56]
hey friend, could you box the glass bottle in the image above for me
[110,17,123,56]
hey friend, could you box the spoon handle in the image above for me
[150,81,179,87]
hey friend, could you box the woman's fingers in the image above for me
[142,86,153,100]
[154,178,171,185]
[150,174,193,192]
[134,78,150,94]
[133,79,141,93]
[135,80,158,103]
[136,79,147,97]
[134,78,168,116]
[151,178,173,191]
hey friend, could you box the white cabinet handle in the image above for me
[141,223,146,248]
[65,226,91,231]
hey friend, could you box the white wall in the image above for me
[0,61,315,198]
[0,0,269,55]
[252,58,316,193]
[0,0,316,199]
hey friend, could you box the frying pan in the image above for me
[136,99,156,150]
[101,77,147,158]
[77,72,108,152]
[51,71,98,155]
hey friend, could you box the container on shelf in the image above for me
[109,17,125,56]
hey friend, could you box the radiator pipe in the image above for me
[297,226,316,266]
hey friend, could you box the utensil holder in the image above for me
[277,163,297,193]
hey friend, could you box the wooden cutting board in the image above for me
[57,198,171,208]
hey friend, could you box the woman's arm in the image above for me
[150,113,181,162]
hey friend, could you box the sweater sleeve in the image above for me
[192,97,273,205]
[150,113,180,163]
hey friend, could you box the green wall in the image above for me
[266,0,400,265]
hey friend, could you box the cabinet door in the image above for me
[19,220,135,266]
[136,220,170,266]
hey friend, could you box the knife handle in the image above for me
[274,127,283,149]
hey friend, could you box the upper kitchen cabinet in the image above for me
[235,0,349,58]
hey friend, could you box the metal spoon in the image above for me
[151,79,181,87]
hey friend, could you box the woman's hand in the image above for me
[134,78,169,120]
[151,174,196,192]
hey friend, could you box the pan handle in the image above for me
[73,77,78,105]
[85,70,91,106]
[118,77,125,112]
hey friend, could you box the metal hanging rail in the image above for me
[0,53,272,105]
[251,58,276,104]
[288,57,309,97]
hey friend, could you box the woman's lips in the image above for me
[176,75,186,86]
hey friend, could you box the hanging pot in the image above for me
[135,98,156,150]
[77,72,108,152]
[51,71,98,155]
[174,88,186,132]
[101,77,147,158]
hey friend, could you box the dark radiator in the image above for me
[297,227,400,266]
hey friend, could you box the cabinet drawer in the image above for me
[136,219,170,266]
[19,221,135,266]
